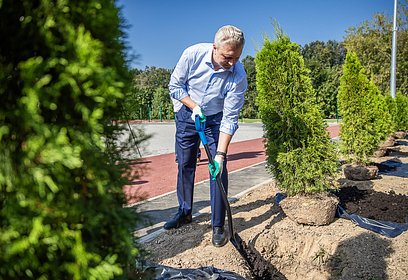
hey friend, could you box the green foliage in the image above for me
[338,52,392,165]
[0,1,143,278]
[395,92,408,130]
[384,94,398,133]
[301,40,345,118]
[123,66,172,120]
[255,27,338,196]
[366,83,393,142]
[316,65,342,118]
[276,138,339,195]
[302,40,346,67]
[241,55,259,118]
[344,9,408,95]
[151,87,173,120]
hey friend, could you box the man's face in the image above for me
[213,44,243,70]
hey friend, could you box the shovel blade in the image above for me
[230,233,254,269]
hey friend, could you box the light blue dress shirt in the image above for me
[169,43,247,135]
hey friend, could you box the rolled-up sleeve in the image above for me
[220,69,247,135]
[169,49,190,101]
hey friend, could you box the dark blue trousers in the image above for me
[175,105,228,228]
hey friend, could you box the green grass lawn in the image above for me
[239,118,262,123]
[325,118,341,124]
[239,118,341,124]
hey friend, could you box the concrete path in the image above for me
[118,122,265,157]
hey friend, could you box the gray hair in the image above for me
[214,25,245,48]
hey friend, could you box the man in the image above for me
[166,25,247,247]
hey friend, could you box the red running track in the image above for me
[124,124,340,205]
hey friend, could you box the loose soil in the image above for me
[140,139,408,279]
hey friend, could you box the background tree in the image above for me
[124,66,172,120]
[241,55,259,118]
[151,87,174,120]
[255,27,338,196]
[301,40,345,118]
[344,4,408,95]
[0,1,144,278]
[121,68,143,120]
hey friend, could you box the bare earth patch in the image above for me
[141,140,408,279]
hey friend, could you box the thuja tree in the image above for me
[395,92,408,131]
[338,52,392,165]
[255,29,338,196]
[0,1,143,279]
[384,92,408,133]
[366,81,393,142]
[384,94,398,133]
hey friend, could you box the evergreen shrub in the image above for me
[255,29,338,196]
[395,92,408,131]
[338,52,392,165]
[384,94,398,133]
[0,1,143,278]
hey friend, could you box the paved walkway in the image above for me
[124,137,266,204]
[126,123,340,242]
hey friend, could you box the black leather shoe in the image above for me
[212,226,228,247]
[163,211,192,230]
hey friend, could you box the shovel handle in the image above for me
[195,116,235,239]
[194,115,207,145]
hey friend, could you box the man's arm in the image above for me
[169,48,200,113]
[217,132,232,154]
[216,65,248,156]
[208,131,231,179]
[219,64,247,137]
[179,96,197,110]
[169,49,190,102]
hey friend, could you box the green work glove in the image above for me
[208,155,224,180]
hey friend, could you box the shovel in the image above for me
[194,116,254,269]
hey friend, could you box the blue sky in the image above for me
[117,0,394,70]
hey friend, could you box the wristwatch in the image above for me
[216,151,227,157]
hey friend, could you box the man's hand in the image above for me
[192,106,205,121]
[208,154,224,179]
